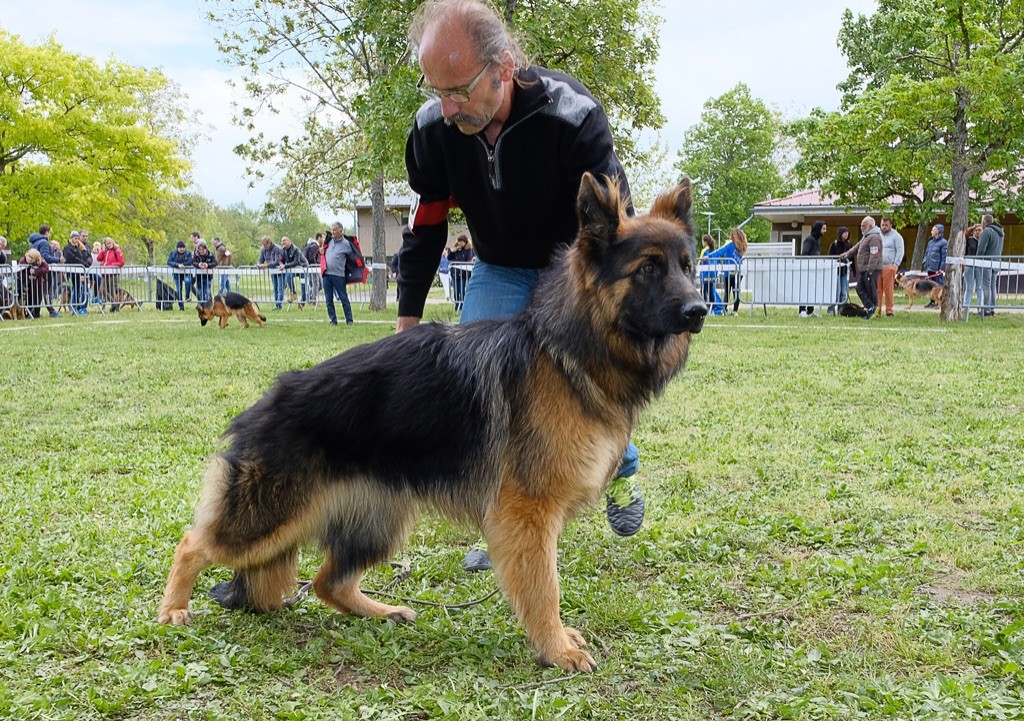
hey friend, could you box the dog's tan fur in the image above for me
[196,293,266,329]
[897,273,944,308]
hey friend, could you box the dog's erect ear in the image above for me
[648,177,694,233]
[577,173,624,250]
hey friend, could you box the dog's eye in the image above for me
[641,262,656,275]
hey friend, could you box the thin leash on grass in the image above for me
[283,561,501,610]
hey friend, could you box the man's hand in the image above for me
[395,316,420,333]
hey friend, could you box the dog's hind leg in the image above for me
[484,488,597,672]
[312,493,417,623]
[236,310,250,329]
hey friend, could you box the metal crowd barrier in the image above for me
[449,262,474,313]
[951,255,1024,319]
[0,264,375,318]
[698,257,742,315]
[742,256,852,315]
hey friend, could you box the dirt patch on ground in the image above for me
[919,569,998,605]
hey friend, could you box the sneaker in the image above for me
[862,306,875,319]
[49,312,62,318]
[809,311,820,318]
[886,312,894,317]
[605,476,645,537]
[925,301,936,308]
[329,320,338,326]
[799,311,808,318]
[462,546,493,573]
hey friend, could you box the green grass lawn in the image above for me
[1,307,1022,720]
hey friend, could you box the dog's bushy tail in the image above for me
[209,548,298,613]
[258,313,267,322]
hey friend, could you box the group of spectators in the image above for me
[254,223,358,325]
[166,231,229,309]
[1,225,125,317]
[802,214,1006,317]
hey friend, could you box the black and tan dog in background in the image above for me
[896,272,944,309]
[196,291,266,329]
[159,174,707,672]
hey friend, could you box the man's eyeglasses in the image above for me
[417,63,491,103]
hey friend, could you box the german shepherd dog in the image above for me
[197,292,267,329]
[896,272,944,308]
[158,174,707,672]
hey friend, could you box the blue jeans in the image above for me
[218,271,232,294]
[965,266,983,309]
[194,274,212,303]
[828,269,849,313]
[322,274,352,324]
[172,273,192,310]
[271,273,284,308]
[461,260,639,478]
[70,273,88,313]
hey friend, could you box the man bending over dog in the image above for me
[397,0,644,571]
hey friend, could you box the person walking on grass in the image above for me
[396,0,644,572]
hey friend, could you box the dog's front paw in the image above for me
[542,647,598,673]
[563,626,588,649]
[386,606,417,623]
[158,607,193,625]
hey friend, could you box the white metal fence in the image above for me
[0,264,375,317]
[3,256,1021,320]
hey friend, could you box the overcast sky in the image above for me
[2,0,878,210]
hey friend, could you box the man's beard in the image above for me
[444,112,489,133]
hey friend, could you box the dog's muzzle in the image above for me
[679,299,707,334]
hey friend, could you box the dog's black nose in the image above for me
[680,299,707,334]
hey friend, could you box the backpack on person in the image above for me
[344,234,368,284]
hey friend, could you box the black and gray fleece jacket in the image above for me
[398,65,629,318]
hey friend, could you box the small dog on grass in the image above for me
[196,291,266,329]
[896,272,944,309]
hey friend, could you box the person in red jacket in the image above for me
[97,236,126,312]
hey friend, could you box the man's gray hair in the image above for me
[861,216,876,229]
[409,0,529,73]
[331,222,344,231]
[982,213,994,225]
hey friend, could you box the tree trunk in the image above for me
[369,176,388,312]
[941,86,970,323]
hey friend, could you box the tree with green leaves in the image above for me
[675,83,790,243]
[208,0,664,310]
[791,0,1024,321]
[0,30,191,253]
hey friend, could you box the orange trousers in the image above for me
[878,265,897,315]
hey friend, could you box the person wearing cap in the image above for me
[192,239,218,303]
[213,238,234,294]
[921,223,947,308]
[63,231,93,314]
[168,241,194,310]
